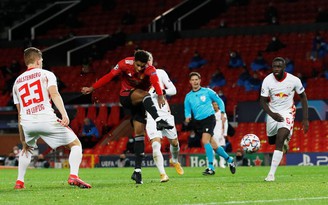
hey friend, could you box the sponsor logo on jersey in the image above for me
[274,92,288,98]
[125,60,134,65]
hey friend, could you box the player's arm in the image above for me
[15,104,33,156]
[221,114,226,136]
[81,64,121,94]
[184,95,192,123]
[299,91,309,133]
[162,71,177,96]
[259,96,284,122]
[49,85,69,127]
[295,77,309,133]
[147,66,165,107]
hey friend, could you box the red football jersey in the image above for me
[92,57,162,96]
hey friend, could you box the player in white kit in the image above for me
[260,57,309,182]
[12,47,91,189]
[212,102,228,168]
[145,53,184,182]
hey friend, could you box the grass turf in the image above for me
[0,166,327,205]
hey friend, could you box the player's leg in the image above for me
[219,156,226,168]
[202,133,215,175]
[169,137,179,163]
[15,148,33,189]
[164,116,183,174]
[212,135,227,168]
[211,138,236,174]
[211,135,219,168]
[199,116,216,175]
[265,116,278,181]
[120,93,145,184]
[266,128,290,181]
[146,114,169,182]
[40,121,91,188]
[132,119,145,184]
[66,138,92,188]
[168,137,184,175]
[130,89,173,130]
[265,114,291,181]
[218,137,227,168]
[151,137,169,182]
[15,123,37,189]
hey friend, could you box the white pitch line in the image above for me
[185,196,328,205]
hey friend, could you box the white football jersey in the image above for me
[213,111,227,146]
[12,68,58,122]
[261,72,304,113]
[148,69,176,115]
[146,69,177,139]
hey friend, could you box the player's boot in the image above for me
[228,158,236,174]
[131,171,143,184]
[283,139,290,154]
[264,174,275,182]
[156,119,174,130]
[160,174,169,182]
[14,180,25,189]
[169,159,184,175]
[68,175,92,188]
[202,168,215,175]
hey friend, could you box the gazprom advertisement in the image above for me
[286,153,328,166]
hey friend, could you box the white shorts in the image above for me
[21,119,77,149]
[266,111,294,138]
[146,114,177,140]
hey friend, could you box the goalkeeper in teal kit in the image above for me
[184,72,236,175]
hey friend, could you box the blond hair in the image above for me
[24,47,42,66]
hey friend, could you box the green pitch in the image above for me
[0,166,327,205]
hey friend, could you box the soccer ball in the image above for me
[240,134,260,153]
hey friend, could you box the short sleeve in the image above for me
[12,84,19,105]
[294,77,305,94]
[46,71,57,88]
[261,78,269,97]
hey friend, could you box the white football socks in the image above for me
[269,150,283,176]
[69,145,82,176]
[17,151,32,182]
[152,141,165,174]
[170,143,180,163]
[219,156,226,168]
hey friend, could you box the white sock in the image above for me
[170,143,180,163]
[152,141,165,174]
[212,151,218,167]
[219,156,226,167]
[269,150,283,176]
[69,146,82,176]
[17,152,32,182]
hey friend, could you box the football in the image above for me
[240,134,261,153]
